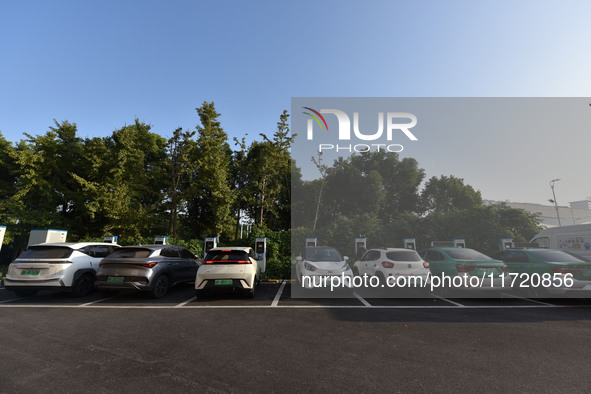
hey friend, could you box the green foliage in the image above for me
[188,101,235,241]
[294,152,542,258]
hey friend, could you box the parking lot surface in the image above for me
[1,282,590,393]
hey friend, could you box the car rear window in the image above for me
[107,248,153,259]
[386,250,421,261]
[19,246,72,259]
[205,250,249,263]
[530,250,586,263]
[445,249,492,260]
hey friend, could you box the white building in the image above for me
[484,200,591,228]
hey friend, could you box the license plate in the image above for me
[107,277,124,283]
[214,279,233,286]
[21,270,40,276]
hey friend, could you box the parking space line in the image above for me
[0,303,587,309]
[0,298,20,304]
[435,296,465,307]
[522,298,555,306]
[175,296,197,308]
[80,294,121,307]
[271,280,286,307]
[353,292,372,307]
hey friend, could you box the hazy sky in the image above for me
[1,0,590,206]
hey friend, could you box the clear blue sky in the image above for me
[1,0,591,205]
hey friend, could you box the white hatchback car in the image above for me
[195,247,260,298]
[4,242,120,297]
[353,248,430,288]
[295,246,353,289]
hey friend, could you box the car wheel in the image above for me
[150,275,169,299]
[72,274,94,297]
[14,289,38,297]
[376,271,386,286]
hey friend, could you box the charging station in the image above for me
[103,235,118,244]
[354,237,367,258]
[403,238,416,250]
[27,229,67,248]
[255,237,267,273]
[305,238,317,248]
[154,236,168,245]
[204,237,218,256]
[453,239,466,248]
[0,226,5,252]
[499,238,514,250]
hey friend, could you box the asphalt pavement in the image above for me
[0,283,590,393]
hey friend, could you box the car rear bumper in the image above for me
[4,277,64,289]
[196,278,252,294]
[95,278,152,291]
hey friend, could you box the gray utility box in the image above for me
[27,229,67,248]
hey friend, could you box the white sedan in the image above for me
[295,246,353,289]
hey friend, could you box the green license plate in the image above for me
[107,277,124,283]
[214,279,233,286]
[21,270,40,276]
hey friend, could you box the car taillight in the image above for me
[456,264,475,273]
[551,267,583,274]
[141,262,158,268]
[422,261,429,269]
[203,260,250,264]
[382,261,395,268]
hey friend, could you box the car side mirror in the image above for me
[344,256,349,261]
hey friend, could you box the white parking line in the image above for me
[522,298,555,306]
[501,292,555,306]
[353,292,372,307]
[0,303,587,309]
[175,296,197,308]
[271,280,286,307]
[436,296,465,307]
[80,294,121,306]
[0,298,20,304]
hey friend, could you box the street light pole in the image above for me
[550,178,562,227]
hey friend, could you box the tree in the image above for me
[73,120,168,238]
[188,101,235,240]
[165,128,197,238]
[420,175,482,214]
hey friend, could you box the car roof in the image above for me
[430,247,474,251]
[208,246,252,252]
[29,242,119,248]
[371,248,417,252]
[117,244,183,250]
[501,248,547,252]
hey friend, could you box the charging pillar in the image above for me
[255,237,267,273]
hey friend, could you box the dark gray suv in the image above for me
[95,245,200,298]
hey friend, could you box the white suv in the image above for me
[4,242,120,297]
[195,247,260,298]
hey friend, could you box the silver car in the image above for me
[95,245,200,298]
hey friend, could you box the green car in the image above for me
[491,248,591,297]
[421,247,508,295]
